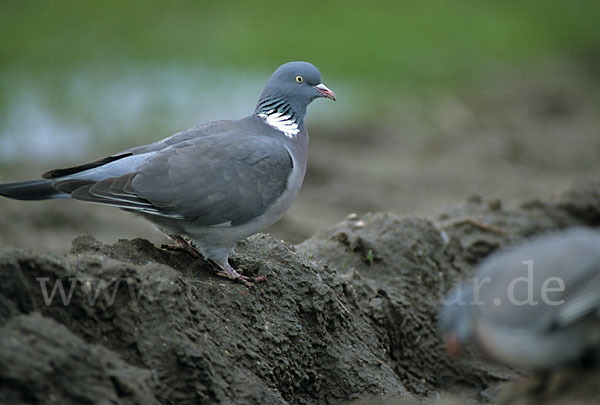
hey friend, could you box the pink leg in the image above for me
[164,235,267,287]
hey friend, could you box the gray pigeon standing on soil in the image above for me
[439,227,600,369]
[0,61,335,285]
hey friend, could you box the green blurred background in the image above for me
[3,1,600,86]
[1,0,600,251]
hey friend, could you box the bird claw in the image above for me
[162,234,204,258]
[163,234,267,287]
[161,244,202,258]
[216,264,267,287]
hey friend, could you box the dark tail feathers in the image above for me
[0,179,66,200]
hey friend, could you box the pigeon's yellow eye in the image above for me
[295,75,304,84]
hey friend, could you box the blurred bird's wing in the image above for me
[553,258,600,328]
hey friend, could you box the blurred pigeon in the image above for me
[0,61,335,285]
[439,227,600,369]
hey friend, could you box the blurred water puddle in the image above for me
[0,64,349,163]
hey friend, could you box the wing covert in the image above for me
[131,133,293,226]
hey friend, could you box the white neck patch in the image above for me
[257,109,300,138]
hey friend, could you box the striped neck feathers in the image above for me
[254,96,302,138]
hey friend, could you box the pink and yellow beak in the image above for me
[314,83,336,101]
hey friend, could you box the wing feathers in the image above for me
[27,120,296,226]
[54,179,96,195]
[43,153,133,179]
[66,175,185,219]
[555,263,600,328]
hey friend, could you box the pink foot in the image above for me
[163,235,267,287]
[216,262,267,287]
[162,234,203,258]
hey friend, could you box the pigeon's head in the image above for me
[256,61,335,119]
[439,283,475,357]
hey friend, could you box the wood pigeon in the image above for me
[0,61,336,285]
[440,227,600,369]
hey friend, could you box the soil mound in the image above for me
[1,178,599,404]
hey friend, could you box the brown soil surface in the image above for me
[1,178,599,404]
